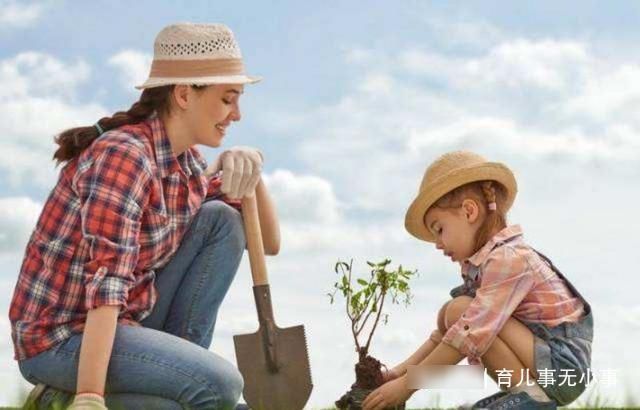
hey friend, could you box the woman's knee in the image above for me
[201,200,246,251]
[177,356,243,408]
[206,363,244,408]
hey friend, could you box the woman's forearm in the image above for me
[76,305,119,395]
[255,178,280,255]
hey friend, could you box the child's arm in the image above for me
[388,332,441,377]
[388,300,450,378]
[416,339,465,367]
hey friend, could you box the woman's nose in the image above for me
[230,105,241,122]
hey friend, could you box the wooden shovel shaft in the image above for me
[242,194,269,286]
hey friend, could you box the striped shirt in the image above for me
[439,225,586,363]
[9,112,240,361]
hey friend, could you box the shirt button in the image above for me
[464,325,470,330]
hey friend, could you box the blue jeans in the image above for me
[18,200,246,410]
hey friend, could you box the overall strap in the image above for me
[532,248,591,316]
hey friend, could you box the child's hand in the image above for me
[381,366,403,383]
[362,375,415,410]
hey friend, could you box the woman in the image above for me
[9,22,278,409]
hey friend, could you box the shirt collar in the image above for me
[464,224,524,269]
[147,112,206,178]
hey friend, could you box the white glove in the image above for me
[68,393,108,409]
[205,146,263,199]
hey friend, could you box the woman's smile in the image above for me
[215,123,227,136]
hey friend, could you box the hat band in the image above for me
[149,58,245,78]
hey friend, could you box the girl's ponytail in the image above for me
[52,85,176,167]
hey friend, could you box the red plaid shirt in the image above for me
[9,112,240,361]
[437,225,586,364]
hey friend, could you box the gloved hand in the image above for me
[67,393,108,409]
[204,146,263,199]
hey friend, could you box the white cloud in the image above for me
[407,116,640,162]
[0,197,42,254]
[0,1,48,28]
[262,169,416,254]
[0,52,108,189]
[463,39,591,91]
[400,39,592,93]
[563,64,640,125]
[108,50,152,91]
[0,52,91,100]
[271,38,640,216]
[264,169,342,224]
[424,16,505,49]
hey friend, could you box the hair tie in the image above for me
[94,122,105,135]
[488,202,497,211]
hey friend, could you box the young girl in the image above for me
[10,23,278,410]
[363,151,593,410]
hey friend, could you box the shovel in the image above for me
[233,193,313,410]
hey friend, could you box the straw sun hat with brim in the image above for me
[136,22,261,90]
[405,151,518,243]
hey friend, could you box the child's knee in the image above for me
[429,328,444,344]
[444,296,473,329]
[437,300,449,334]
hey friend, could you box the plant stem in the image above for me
[364,290,386,353]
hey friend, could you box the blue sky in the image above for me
[1,1,639,408]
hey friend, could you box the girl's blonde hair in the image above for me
[430,180,509,254]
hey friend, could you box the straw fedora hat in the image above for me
[136,22,261,89]
[405,151,518,242]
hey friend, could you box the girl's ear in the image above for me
[461,199,481,224]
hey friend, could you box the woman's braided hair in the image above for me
[52,84,207,167]
[432,180,509,254]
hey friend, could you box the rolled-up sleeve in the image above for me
[73,142,153,311]
[441,245,535,361]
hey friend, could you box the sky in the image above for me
[1,0,639,408]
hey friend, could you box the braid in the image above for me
[481,181,497,211]
[473,180,507,252]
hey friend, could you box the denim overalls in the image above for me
[521,250,594,406]
[450,249,594,406]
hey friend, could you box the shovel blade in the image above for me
[234,325,312,410]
